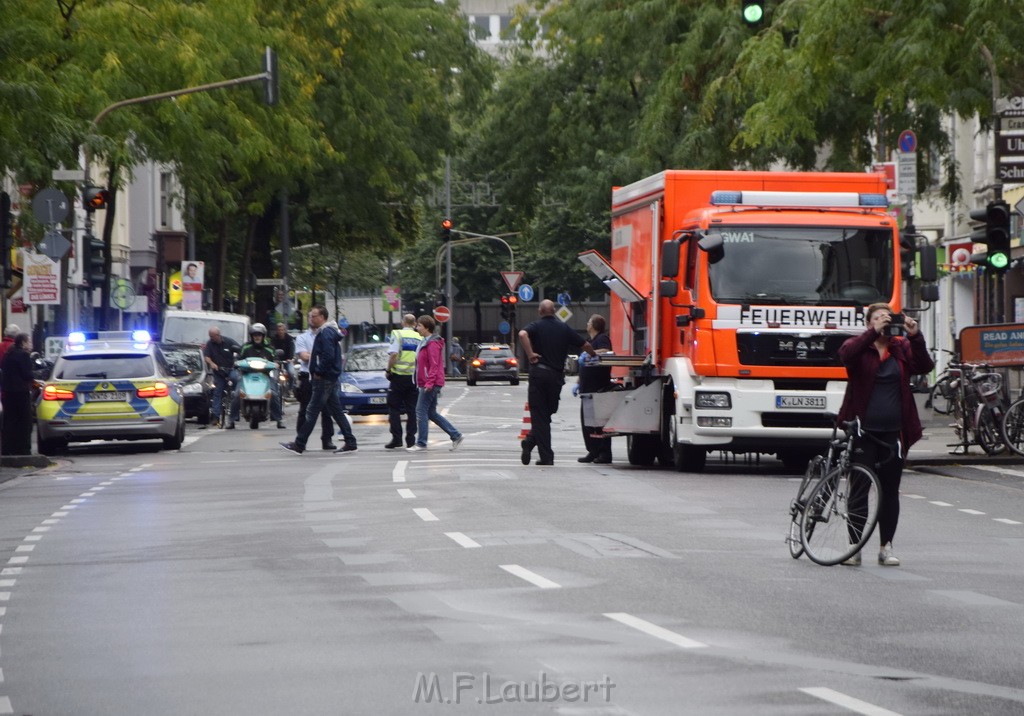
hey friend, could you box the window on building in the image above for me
[159,172,173,229]
[471,15,492,41]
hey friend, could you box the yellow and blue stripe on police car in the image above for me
[38,379,181,421]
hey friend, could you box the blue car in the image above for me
[337,343,391,415]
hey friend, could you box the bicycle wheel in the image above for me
[801,465,881,566]
[930,378,953,415]
[1002,400,1024,457]
[788,455,825,559]
[976,408,1006,455]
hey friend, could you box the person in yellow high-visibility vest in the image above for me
[385,314,422,449]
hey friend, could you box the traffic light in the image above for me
[500,294,510,320]
[507,293,518,321]
[84,233,106,287]
[82,186,110,212]
[899,237,914,280]
[440,218,452,242]
[742,0,765,26]
[970,200,1012,272]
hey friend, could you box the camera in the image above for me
[883,312,906,337]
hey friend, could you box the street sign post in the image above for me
[38,230,71,260]
[517,283,534,302]
[997,102,1024,183]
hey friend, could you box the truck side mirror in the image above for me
[661,240,681,278]
[917,244,937,283]
[659,279,679,298]
[920,283,939,303]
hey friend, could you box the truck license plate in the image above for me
[776,395,826,409]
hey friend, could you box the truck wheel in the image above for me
[626,435,658,466]
[673,443,707,472]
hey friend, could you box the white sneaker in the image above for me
[450,436,464,451]
[878,543,900,566]
[406,445,426,452]
[841,551,861,566]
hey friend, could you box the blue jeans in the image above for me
[296,377,355,450]
[211,369,239,418]
[414,386,462,447]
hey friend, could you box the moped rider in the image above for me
[227,323,286,429]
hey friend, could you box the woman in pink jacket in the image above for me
[407,315,464,451]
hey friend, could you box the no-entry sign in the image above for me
[433,305,451,323]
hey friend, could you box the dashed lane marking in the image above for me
[929,501,953,507]
[392,460,407,483]
[799,687,902,716]
[445,532,481,549]
[604,612,707,649]
[413,508,439,522]
[397,489,415,499]
[994,518,1023,525]
[500,564,560,589]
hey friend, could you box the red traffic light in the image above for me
[441,219,453,230]
[500,295,510,304]
[508,295,518,304]
[83,186,110,211]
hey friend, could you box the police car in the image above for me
[35,330,185,455]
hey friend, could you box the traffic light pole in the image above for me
[444,157,454,376]
[81,48,278,327]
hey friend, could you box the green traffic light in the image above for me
[743,3,764,24]
[990,252,1010,270]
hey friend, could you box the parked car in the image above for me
[466,343,519,386]
[337,343,391,415]
[36,330,185,455]
[160,343,213,425]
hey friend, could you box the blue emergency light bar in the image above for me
[710,190,889,208]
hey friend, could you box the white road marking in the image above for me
[604,612,707,649]
[0,606,5,616]
[51,512,68,517]
[41,519,59,525]
[13,546,33,553]
[970,464,1024,479]
[0,569,21,576]
[32,527,50,533]
[994,518,1023,525]
[79,493,95,497]
[99,481,114,485]
[903,494,926,499]
[397,488,416,499]
[413,508,439,522]
[23,535,41,542]
[959,509,985,515]
[0,592,9,601]
[0,580,12,588]
[799,686,903,715]
[0,696,11,714]
[445,532,481,549]
[5,558,27,566]
[500,564,560,589]
[70,498,87,503]
[393,460,407,483]
[91,486,106,491]
[929,501,953,507]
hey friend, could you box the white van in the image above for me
[161,310,250,347]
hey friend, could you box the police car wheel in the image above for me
[38,438,66,456]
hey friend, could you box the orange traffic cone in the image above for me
[518,402,531,441]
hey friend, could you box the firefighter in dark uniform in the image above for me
[518,299,596,465]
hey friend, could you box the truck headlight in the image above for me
[695,392,731,409]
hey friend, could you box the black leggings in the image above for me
[853,430,903,546]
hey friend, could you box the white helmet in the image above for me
[250,322,267,337]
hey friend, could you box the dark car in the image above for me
[160,343,213,425]
[467,343,519,386]
[338,343,391,415]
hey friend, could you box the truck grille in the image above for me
[762,412,835,429]
[737,333,848,367]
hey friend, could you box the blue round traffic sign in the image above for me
[898,130,917,154]
[498,320,511,336]
[518,283,534,301]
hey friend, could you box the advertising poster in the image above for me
[382,285,401,313]
[23,251,61,305]
[181,261,204,310]
[168,270,182,306]
[960,323,1024,367]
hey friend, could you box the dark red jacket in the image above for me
[837,328,934,448]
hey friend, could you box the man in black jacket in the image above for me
[281,306,357,454]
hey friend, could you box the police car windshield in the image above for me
[55,354,155,380]
[345,346,390,372]
[706,226,893,306]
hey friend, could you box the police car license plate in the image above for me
[87,391,129,402]
[369,397,386,404]
[776,395,826,409]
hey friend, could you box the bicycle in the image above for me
[927,349,960,415]
[947,363,1006,455]
[999,371,1024,457]
[787,418,885,566]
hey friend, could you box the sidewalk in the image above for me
[907,393,1022,467]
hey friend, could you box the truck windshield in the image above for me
[706,226,894,305]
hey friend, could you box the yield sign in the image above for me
[501,271,524,292]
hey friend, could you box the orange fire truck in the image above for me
[578,170,936,471]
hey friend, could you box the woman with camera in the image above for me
[836,302,934,567]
